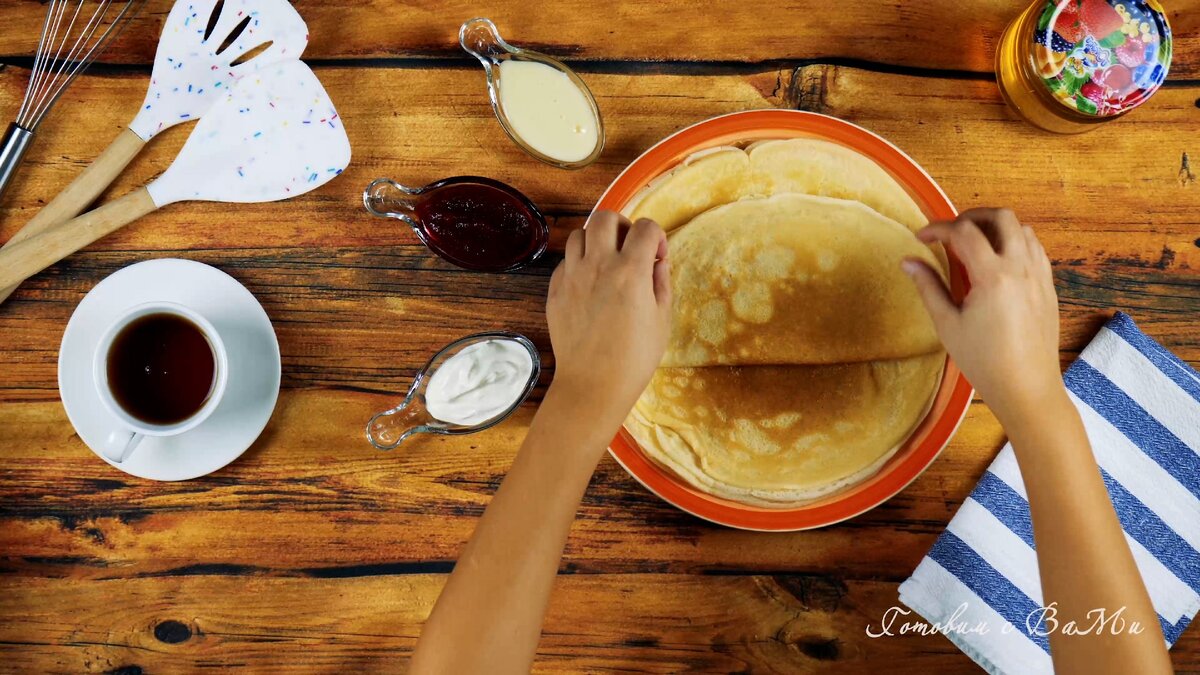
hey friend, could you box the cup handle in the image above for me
[102,428,144,463]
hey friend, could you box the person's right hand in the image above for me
[546,211,671,431]
[901,208,1063,423]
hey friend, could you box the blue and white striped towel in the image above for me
[898,312,1200,674]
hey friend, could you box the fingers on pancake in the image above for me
[902,257,957,330]
[619,217,673,308]
[958,207,1022,254]
[584,209,625,257]
[918,219,996,274]
[564,228,584,265]
[1023,224,1053,284]
[1023,225,1040,269]
[549,263,564,299]
[653,257,672,309]
[1023,224,1038,258]
[623,217,666,262]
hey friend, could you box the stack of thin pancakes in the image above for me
[622,138,948,507]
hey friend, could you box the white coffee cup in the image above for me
[93,301,229,463]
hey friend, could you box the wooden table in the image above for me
[1,1,1198,671]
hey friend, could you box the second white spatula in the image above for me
[0,60,351,291]
[0,0,308,302]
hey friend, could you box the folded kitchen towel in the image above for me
[898,312,1200,674]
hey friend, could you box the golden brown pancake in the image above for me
[626,353,944,506]
[663,193,944,367]
[626,138,930,234]
[625,147,765,232]
[623,145,950,508]
[746,138,930,232]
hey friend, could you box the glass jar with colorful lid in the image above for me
[996,0,1172,133]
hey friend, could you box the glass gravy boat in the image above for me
[459,17,605,169]
[363,175,549,272]
[366,331,541,450]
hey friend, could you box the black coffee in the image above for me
[107,313,216,425]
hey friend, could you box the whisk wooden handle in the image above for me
[0,187,158,292]
[0,127,145,304]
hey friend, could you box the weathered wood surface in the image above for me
[0,397,1006,575]
[1,400,1198,673]
[1,0,1198,77]
[2,66,1198,394]
[2,1,1199,672]
[0,574,1007,674]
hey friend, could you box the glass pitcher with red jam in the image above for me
[363,176,549,272]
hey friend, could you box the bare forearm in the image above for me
[1002,389,1170,674]
[410,387,618,674]
[412,212,671,673]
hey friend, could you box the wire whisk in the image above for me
[0,0,144,201]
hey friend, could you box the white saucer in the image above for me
[59,258,281,481]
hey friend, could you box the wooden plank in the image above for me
[4,64,1198,240]
[0,239,1192,396]
[0,65,788,229]
[1,398,1198,671]
[0,392,1004,576]
[0,573,995,673]
[1,573,1195,673]
[1,0,1196,77]
[1,65,1196,394]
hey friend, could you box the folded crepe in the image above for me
[625,138,929,233]
[626,354,944,506]
[626,185,947,507]
[663,193,944,367]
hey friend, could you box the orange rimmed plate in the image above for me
[593,109,973,531]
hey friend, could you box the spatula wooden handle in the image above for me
[0,127,145,303]
[0,187,158,291]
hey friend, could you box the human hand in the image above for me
[901,208,1063,423]
[546,211,671,425]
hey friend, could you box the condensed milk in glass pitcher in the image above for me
[459,18,605,168]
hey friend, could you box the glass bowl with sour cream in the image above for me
[366,331,541,450]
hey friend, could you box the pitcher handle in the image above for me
[458,18,515,65]
[366,400,432,450]
[363,178,424,231]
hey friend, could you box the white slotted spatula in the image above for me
[0,0,308,302]
[0,60,351,291]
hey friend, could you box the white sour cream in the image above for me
[425,339,535,426]
[498,60,599,163]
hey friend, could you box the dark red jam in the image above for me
[412,177,548,272]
